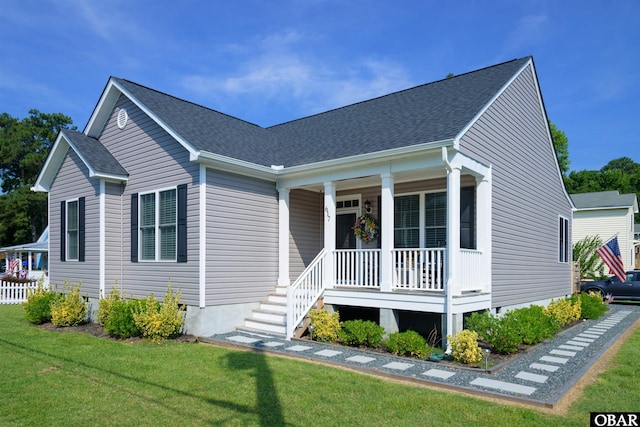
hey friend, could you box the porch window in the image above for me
[425,192,446,247]
[394,195,419,247]
[139,188,177,261]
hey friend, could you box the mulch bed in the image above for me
[36,321,197,343]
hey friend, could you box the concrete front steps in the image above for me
[240,286,288,336]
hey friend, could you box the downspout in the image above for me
[442,147,453,351]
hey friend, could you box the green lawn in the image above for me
[1,304,638,426]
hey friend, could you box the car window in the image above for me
[626,273,634,282]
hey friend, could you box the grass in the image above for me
[0,305,638,426]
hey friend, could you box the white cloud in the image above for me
[181,30,413,118]
[502,14,550,55]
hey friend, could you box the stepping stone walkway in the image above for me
[207,307,638,406]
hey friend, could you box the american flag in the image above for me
[596,236,626,283]
[8,258,19,277]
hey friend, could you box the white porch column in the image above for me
[324,182,336,288]
[444,160,461,347]
[380,173,394,292]
[278,188,291,286]
[476,167,492,293]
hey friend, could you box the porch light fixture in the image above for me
[364,199,372,213]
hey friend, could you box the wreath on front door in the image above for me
[353,213,379,242]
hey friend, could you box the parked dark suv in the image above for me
[580,270,640,301]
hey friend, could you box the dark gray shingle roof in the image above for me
[62,129,128,176]
[571,190,637,209]
[112,78,281,166]
[111,57,531,168]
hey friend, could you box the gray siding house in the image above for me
[33,56,574,341]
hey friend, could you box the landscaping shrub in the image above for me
[50,283,89,327]
[338,319,385,348]
[447,330,483,365]
[573,291,608,320]
[22,280,62,325]
[308,308,340,343]
[384,330,428,359]
[133,285,185,342]
[98,286,121,326]
[104,298,145,338]
[466,310,521,354]
[544,297,581,326]
[504,305,559,345]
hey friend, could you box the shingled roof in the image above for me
[571,190,639,210]
[112,57,531,168]
[61,129,128,177]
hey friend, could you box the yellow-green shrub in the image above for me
[133,285,185,342]
[22,279,62,324]
[544,297,581,326]
[447,330,483,365]
[309,308,340,342]
[97,286,121,326]
[51,283,89,327]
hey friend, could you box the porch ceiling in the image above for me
[299,168,449,192]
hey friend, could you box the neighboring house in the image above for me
[635,224,640,268]
[33,56,573,342]
[0,226,49,285]
[571,191,638,270]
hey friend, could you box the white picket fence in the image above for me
[0,276,38,304]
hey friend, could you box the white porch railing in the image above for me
[0,276,39,304]
[286,249,327,339]
[335,249,380,288]
[392,249,445,291]
[460,249,483,292]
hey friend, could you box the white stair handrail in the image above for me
[286,249,327,340]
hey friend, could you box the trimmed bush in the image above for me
[104,298,145,338]
[504,305,559,345]
[133,285,185,342]
[22,280,62,325]
[466,310,521,354]
[544,297,581,326]
[573,291,608,320]
[338,319,385,348]
[447,330,483,365]
[308,309,340,343]
[384,330,428,359]
[50,283,89,327]
[98,286,121,326]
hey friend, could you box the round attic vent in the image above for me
[117,108,128,129]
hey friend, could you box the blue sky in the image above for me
[1,0,638,172]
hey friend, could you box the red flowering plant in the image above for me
[353,214,379,242]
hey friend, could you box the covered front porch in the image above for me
[277,146,493,340]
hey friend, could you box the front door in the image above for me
[336,213,357,249]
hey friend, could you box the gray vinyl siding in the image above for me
[459,64,573,308]
[206,169,278,305]
[289,189,323,279]
[49,150,101,297]
[104,182,124,291]
[99,96,200,304]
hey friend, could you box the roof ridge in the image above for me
[114,77,266,130]
[268,56,530,130]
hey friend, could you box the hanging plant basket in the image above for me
[353,213,379,242]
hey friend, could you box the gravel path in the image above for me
[201,303,640,408]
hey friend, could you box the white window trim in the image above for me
[66,198,79,261]
[395,189,447,248]
[139,186,177,262]
[558,215,570,264]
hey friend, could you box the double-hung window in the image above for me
[67,200,79,260]
[139,188,177,261]
[558,216,569,263]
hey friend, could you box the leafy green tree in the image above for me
[549,120,569,176]
[573,235,606,281]
[0,109,74,245]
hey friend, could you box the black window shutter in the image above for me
[60,201,66,262]
[78,197,85,262]
[131,193,138,263]
[460,187,476,249]
[177,184,187,263]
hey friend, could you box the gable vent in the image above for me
[117,108,128,129]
